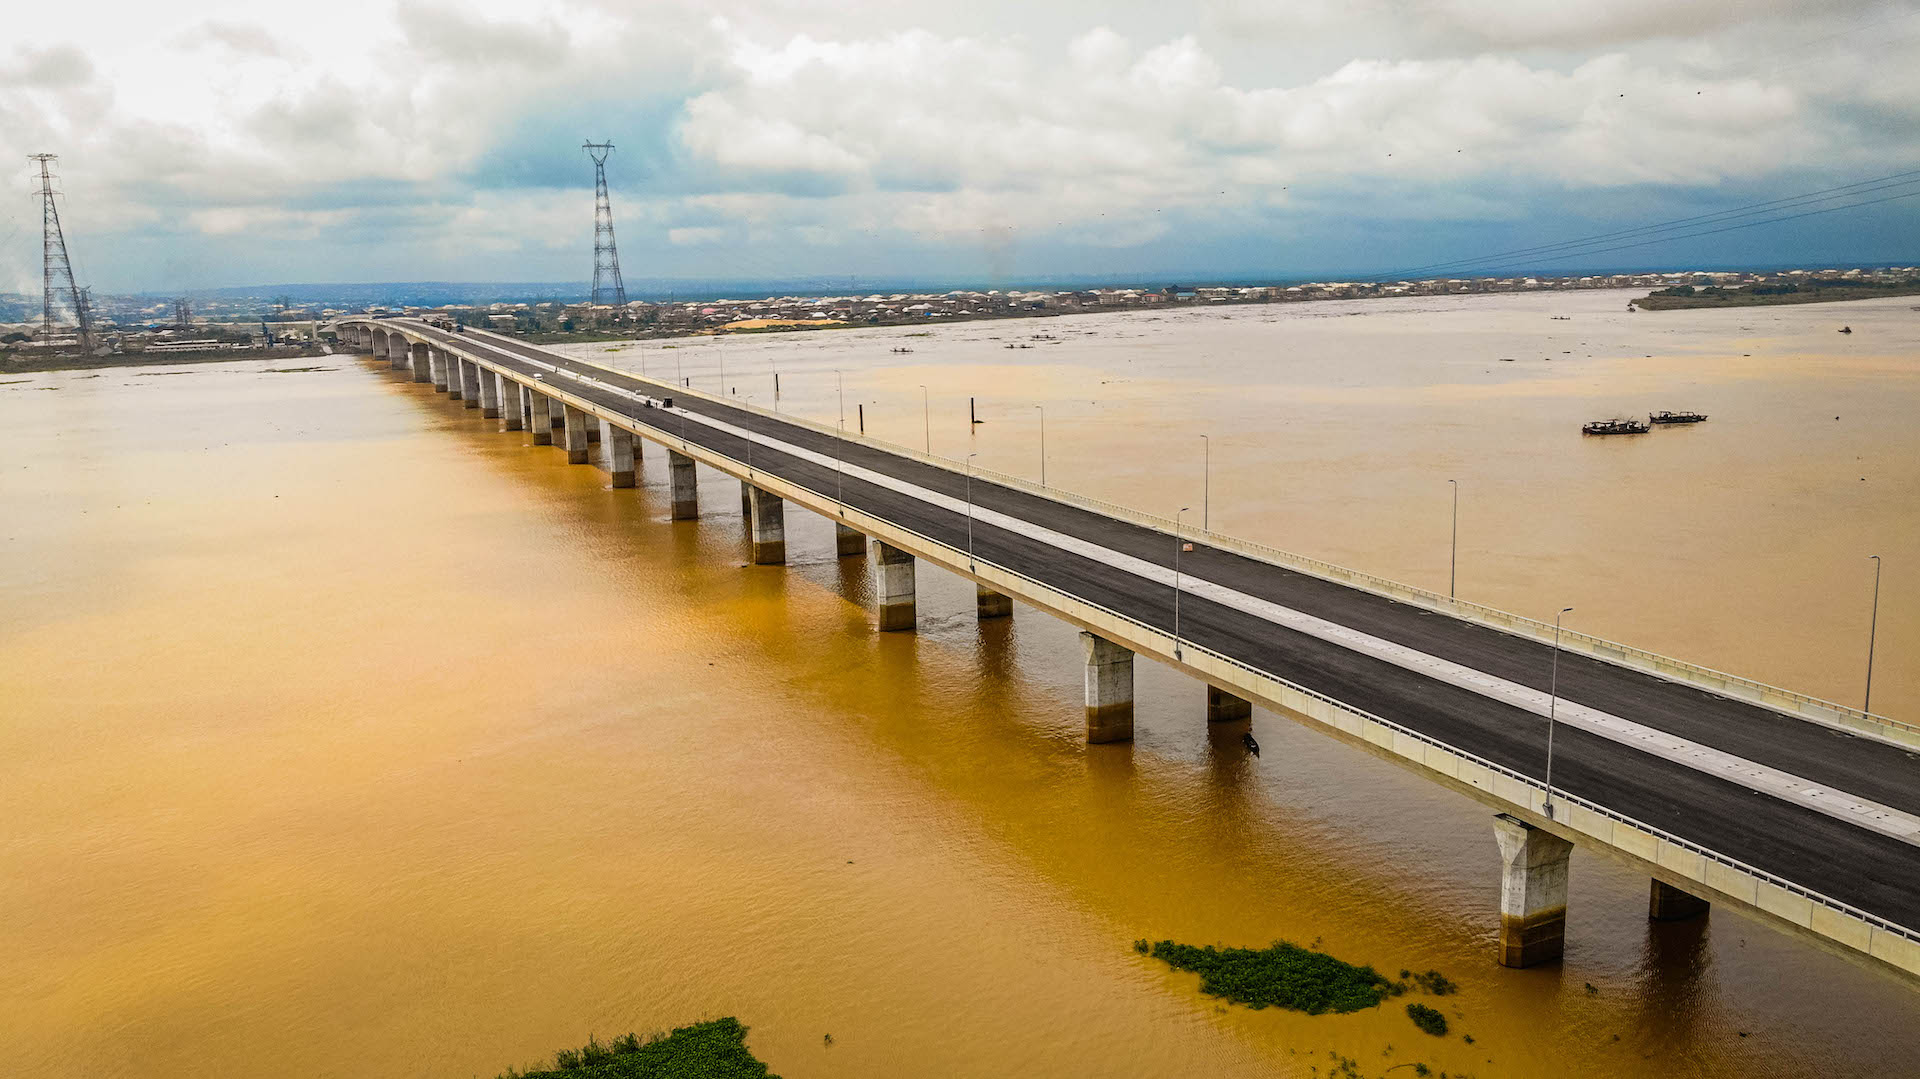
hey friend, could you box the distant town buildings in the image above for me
[3,265,1916,359]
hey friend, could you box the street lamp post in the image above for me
[1448,479,1459,601]
[1542,606,1574,820]
[919,384,930,454]
[1201,435,1210,533]
[1174,506,1191,661]
[1866,555,1882,714]
[966,453,979,571]
[1035,405,1046,486]
[835,370,845,431]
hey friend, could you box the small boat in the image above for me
[1582,418,1650,435]
[1839,326,1853,334]
[1649,410,1708,425]
[889,346,914,354]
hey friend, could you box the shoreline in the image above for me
[0,346,331,375]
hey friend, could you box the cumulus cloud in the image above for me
[0,0,1914,290]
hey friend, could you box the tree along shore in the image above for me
[1632,280,1920,310]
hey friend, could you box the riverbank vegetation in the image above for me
[495,1018,777,1078]
[0,345,327,374]
[1632,278,1920,310]
[1135,938,1403,1014]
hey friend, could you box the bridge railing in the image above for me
[404,325,1920,970]
[527,336,1915,747]
[845,506,1920,953]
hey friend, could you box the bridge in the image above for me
[338,317,1920,981]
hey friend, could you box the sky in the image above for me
[3,0,1919,294]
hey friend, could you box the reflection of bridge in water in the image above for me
[340,317,1920,982]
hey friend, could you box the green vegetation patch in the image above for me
[498,1018,778,1079]
[1135,939,1398,1014]
[1406,1003,1448,1036]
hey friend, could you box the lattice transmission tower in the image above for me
[30,153,94,349]
[583,141,627,308]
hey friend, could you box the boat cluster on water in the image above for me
[1581,411,1708,436]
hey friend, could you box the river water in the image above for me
[1,290,1914,1077]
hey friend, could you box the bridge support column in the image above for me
[607,426,634,487]
[1649,879,1710,921]
[976,586,1012,619]
[1080,632,1135,743]
[387,334,407,369]
[748,486,785,564]
[446,356,464,400]
[430,348,449,391]
[871,540,916,631]
[740,479,753,517]
[410,342,432,383]
[478,366,501,418]
[1207,686,1253,722]
[528,389,552,445]
[500,376,523,431]
[461,361,481,409]
[585,420,600,445]
[548,395,566,431]
[1493,814,1573,967]
[835,523,865,557]
[668,450,698,519]
[562,406,590,464]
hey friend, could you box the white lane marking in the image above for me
[491,348,1920,845]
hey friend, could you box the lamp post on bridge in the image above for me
[1543,606,1574,820]
[1035,405,1046,486]
[1866,555,1882,714]
[836,369,845,431]
[966,452,979,572]
[1449,479,1459,601]
[1174,506,1192,662]
[919,384,931,455]
[1201,434,1210,533]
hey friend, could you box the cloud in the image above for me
[0,0,1914,291]
[0,44,95,89]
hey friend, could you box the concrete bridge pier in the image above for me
[1207,686,1253,722]
[1649,880,1710,921]
[461,361,482,409]
[606,426,634,487]
[1080,632,1135,743]
[500,377,524,431]
[410,342,432,383]
[478,367,501,418]
[562,406,590,464]
[740,479,753,517]
[1493,814,1574,967]
[585,421,600,445]
[747,487,785,564]
[976,586,1013,619]
[447,356,464,400]
[430,348,449,391]
[386,334,407,369]
[668,450,698,519]
[548,395,566,432]
[835,523,865,557]
[528,389,553,445]
[871,540,916,631]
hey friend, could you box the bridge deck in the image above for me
[387,322,1920,941]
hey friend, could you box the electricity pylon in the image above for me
[583,141,627,308]
[30,153,93,349]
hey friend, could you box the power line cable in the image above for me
[1387,185,1920,278]
[1375,168,1920,279]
